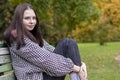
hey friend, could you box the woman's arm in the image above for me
[16,37,74,76]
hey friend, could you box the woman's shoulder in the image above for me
[23,36,33,45]
[24,36,31,42]
[23,36,39,47]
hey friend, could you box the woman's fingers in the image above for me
[81,62,87,79]
[79,69,86,80]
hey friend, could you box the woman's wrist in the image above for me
[78,66,82,73]
[72,65,81,73]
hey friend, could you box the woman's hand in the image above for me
[79,62,87,80]
[79,68,86,80]
[72,62,88,80]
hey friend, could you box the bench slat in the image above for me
[0,48,9,55]
[0,42,16,80]
[0,55,11,64]
[0,63,13,73]
[0,41,4,48]
[0,71,16,80]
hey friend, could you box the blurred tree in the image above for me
[52,0,100,37]
[73,0,120,45]
[94,0,120,42]
[72,24,96,43]
[0,0,14,40]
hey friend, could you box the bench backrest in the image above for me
[0,41,16,80]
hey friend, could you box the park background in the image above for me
[0,0,120,80]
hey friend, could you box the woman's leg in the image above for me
[43,38,82,80]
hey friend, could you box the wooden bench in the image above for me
[0,41,16,80]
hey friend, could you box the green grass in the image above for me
[65,42,120,80]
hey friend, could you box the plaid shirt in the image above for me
[9,37,74,80]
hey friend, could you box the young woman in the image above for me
[4,3,87,80]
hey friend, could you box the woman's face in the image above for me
[23,8,37,31]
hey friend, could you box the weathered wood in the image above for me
[0,71,16,80]
[0,55,11,64]
[0,63,13,73]
[0,41,4,48]
[0,48,9,55]
[0,42,16,79]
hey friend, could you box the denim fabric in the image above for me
[70,73,80,80]
[43,38,82,80]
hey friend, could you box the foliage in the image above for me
[94,21,109,45]
[0,0,14,40]
[93,0,120,42]
[72,0,120,45]
[72,25,95,43]
[53,0,100,34]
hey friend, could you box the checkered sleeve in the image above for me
[43,39,55,52]
[16,37,74,76]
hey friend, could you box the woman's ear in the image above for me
[11,29,17,38]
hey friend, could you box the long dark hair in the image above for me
[4,3,43,49]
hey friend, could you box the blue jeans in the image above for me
[43,38,82,80]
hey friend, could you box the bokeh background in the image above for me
[0,0,120,80]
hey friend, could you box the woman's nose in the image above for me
[30,19,34,23]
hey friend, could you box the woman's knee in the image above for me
[62,38,77,46]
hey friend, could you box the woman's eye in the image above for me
[33,17,36,20]
[24,17,30,20]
